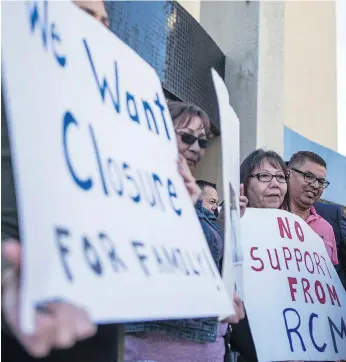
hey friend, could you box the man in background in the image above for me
[288,151,338,266]
[196,180,219,215]
[314,201,346,289]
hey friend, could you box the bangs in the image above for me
[250,151,287,175]
[262,156,286,173]
[168,101,212,138]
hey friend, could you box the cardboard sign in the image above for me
[242,208,346,361]
[211,69,243,299]
[2,1,233,332]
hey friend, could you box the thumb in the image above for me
[1,239,21,335]
[240,183,244,197]
[2,239,21,271]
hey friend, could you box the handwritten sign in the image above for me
[2,1,233,332]
[211,69,242,299]
[242,208,346,361]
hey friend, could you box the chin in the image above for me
[301,196,315,206]
[264,202,282,209]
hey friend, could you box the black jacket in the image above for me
[314,202,346,290]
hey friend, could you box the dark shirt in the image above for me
[314,201,346,289]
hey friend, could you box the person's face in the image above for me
[201,186,219,213]
[247,159,288,209]
[289,160,326,209]
[175,116,207,172]
[73,0,109,28]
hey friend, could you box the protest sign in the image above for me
[2,1,233,332]
[242,208,346,361]
[211,69,243,299]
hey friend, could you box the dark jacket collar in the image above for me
[195,200,217,221]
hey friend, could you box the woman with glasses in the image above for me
[240,149,290,211]
[228,149,290,362]
[124,101,246,362]
[230,150,336,362]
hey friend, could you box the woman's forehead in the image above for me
[253,158,283,172]
[177,116,206,133]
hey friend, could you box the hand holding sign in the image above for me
[239,184,248,217]
[217,185,247,221]
[177,154,202,205]
[1,239,96,357]
[221,293,246,324]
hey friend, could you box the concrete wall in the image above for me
[200,1,260,163]
[256,1,285,154]
[195,1,260,187]
[189,1,341,195]
[336,0,346,156]
[195,1,285,187]
[284,1,338,151]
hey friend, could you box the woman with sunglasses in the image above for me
[124,101,246,362]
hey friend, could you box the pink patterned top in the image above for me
[125,322,228,362]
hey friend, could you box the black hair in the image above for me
[196,180,217,191]
[240,148,290,211]
[288,151,327,169]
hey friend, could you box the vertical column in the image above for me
[200,0,261,161]
[256,1,285,154]
[196,1,285,190]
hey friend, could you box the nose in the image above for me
[189,139,201,153]
[309,179,319,189]
[269,176,280,187]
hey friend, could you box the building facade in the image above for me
[105,0,346,207]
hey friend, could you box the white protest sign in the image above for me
[242,208,346,361]
[2,1,233,332]
[211,69,243,299]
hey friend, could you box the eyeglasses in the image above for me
[290,168,330,189]
[177,132,210,149]
[250,172,288,183]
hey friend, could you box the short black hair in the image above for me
[288,151,327,169]
[240,148,290,211]
[196,180,217,191]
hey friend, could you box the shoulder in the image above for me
[315,201,335,210]
[314,202,337,215]
[318,216,336,239]
[319,216,334,229]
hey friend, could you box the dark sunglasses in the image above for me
[178,132,210,149]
